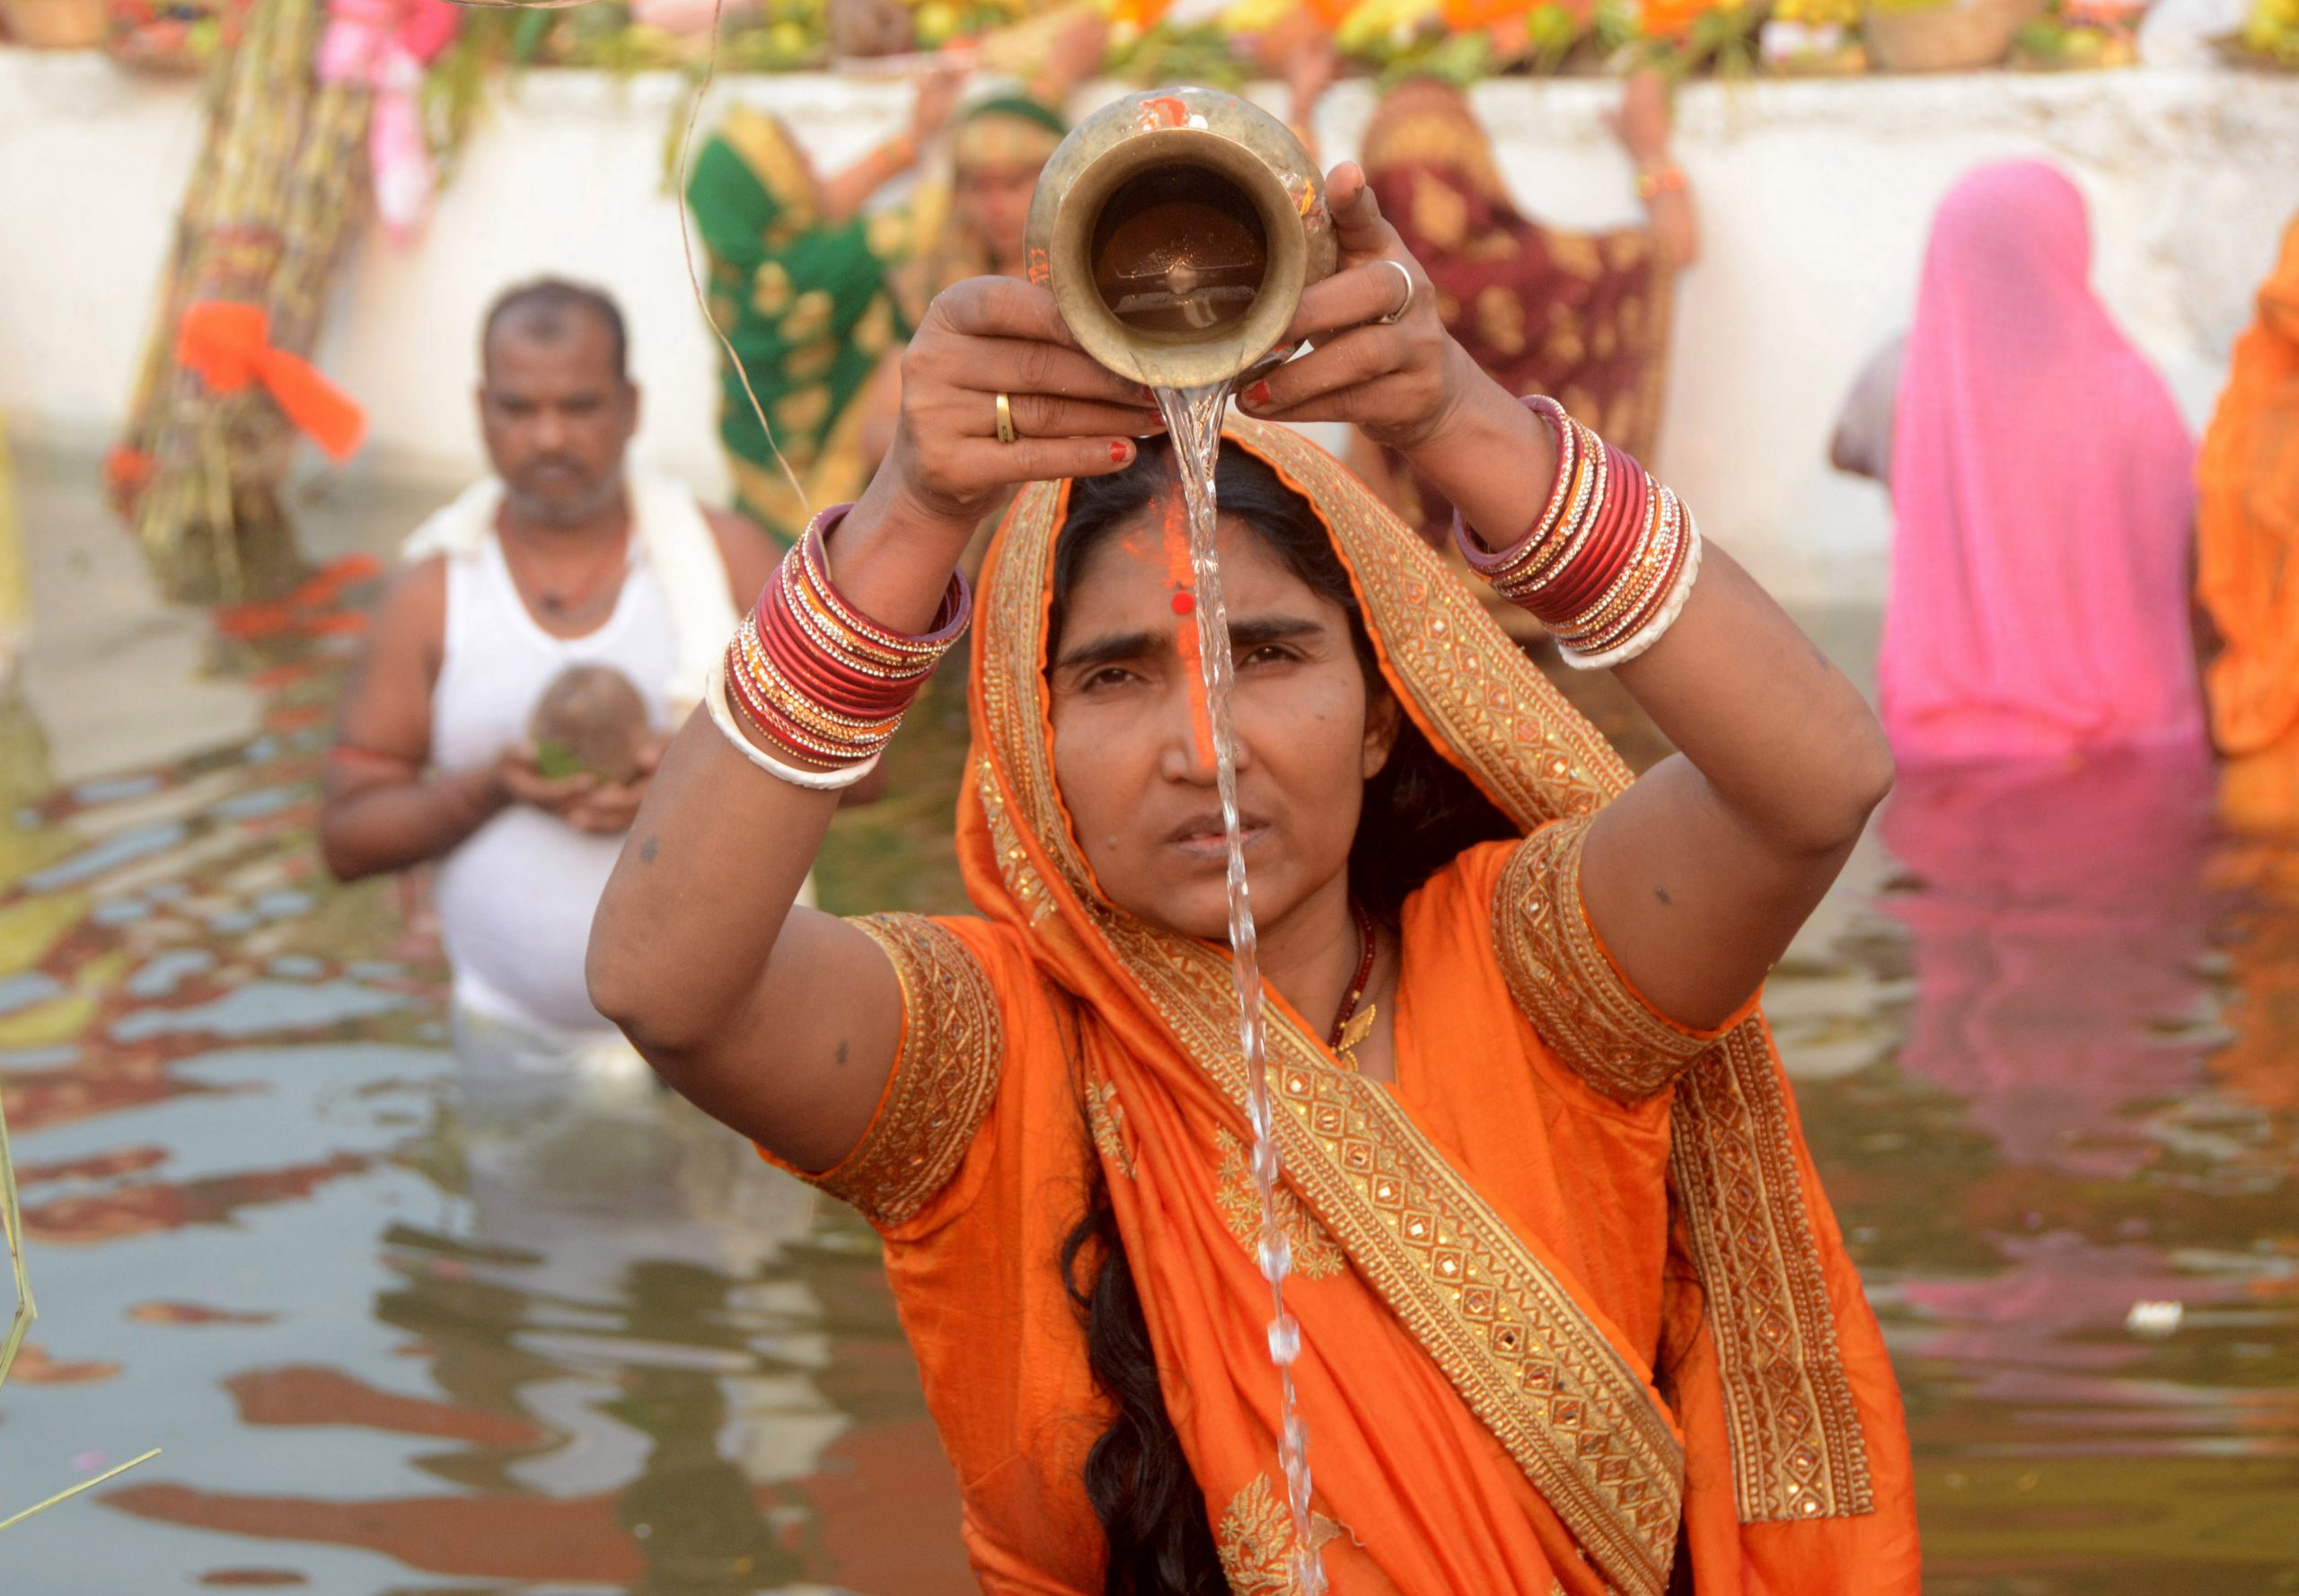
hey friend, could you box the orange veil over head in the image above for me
[2198,216,2299,830]
[950,416,1916,1593]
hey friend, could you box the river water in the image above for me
[1,445,2294,1593]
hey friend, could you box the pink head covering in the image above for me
[1879,160,2203,764]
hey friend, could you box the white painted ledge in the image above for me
[4,50,2295,602]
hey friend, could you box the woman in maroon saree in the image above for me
[1350,73,1698,560]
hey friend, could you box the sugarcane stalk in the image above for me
[118,0,374,604]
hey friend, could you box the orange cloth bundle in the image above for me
[175,301,367,461]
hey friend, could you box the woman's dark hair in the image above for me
[1048,439,1517,1592]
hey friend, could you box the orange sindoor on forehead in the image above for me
[1157,473,1218,770]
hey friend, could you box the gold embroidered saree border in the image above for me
[1101,908,1685,1596]
[1493,816,1714,1104]
[1234,423,1876,1525]
[1263,429,1632,832]
[1669,1025,1875,1522]
[834,913,1004,1229]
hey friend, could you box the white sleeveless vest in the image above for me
[411,474,738,1036]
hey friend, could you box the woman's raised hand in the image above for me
[883,277,1163,533]
[1237,162,1494,454]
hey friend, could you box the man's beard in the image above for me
[507,463,624,526]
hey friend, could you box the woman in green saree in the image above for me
[688,80,1086,545]
[687,76,958,541]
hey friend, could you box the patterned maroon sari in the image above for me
[1354,81,1676,552]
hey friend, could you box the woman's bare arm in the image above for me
[815,70,963,225]
[1246,165,1890,1032]
[587,278,1158,1169]
[1608,70,1699,274]
[586,712,898,1171]
[1573,555,1891,1027]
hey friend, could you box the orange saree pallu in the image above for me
[2198,216,2299,832]
[798,418,1916,1592]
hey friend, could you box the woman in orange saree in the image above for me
[2198,214,2299,832]
[590,164,1917,1593]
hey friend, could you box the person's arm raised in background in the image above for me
[1608,70,1699,274]
[815,66,965,225]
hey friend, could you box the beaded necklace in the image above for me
[1328,899,1380,1070]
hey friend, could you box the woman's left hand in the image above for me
[1235,162,1485,454]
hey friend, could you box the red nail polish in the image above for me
[1245,381,1273,409]
[1112,439,1134,464]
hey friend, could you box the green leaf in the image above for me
[533,741,584,781]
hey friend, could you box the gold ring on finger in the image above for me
[995,392,1018,445]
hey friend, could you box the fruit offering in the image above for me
[2244,0,2299,65]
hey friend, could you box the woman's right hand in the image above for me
[909,64,966,150]
[879,276,1163,533]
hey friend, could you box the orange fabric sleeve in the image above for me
[754,913,1009,1234]
[1486,818,1761,1105]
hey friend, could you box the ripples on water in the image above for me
[0,463,974,1595]
[1790,745,2299,1596]
[0,470,2295,1593]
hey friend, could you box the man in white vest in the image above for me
[321,278,780,1123]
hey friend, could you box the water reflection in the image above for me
[0,459,2295,1592]
[0,481,973,1594]
[1879,748,2224,1181]
[1793,745,2299,1593]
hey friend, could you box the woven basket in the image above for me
[3,0,110,46]
[1863,0,2045,69]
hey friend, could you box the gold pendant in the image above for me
[1333,1001,1377,1072]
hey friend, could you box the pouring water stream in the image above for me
[1154,380,1327,1594]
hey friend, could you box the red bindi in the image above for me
[1171,591,1196,616]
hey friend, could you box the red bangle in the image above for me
[1456,396,1697,650]
[722,503,970,769]
[1556,445,1649,621]
[761,589,920,717]
[1457,394,1580,569]
[1537,441,1645,622]
[1557,487,1683,650]
[1475,411,1608,599]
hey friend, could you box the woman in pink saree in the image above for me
[1877,161,2205,766]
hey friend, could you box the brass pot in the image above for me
[1024,86,1337,392]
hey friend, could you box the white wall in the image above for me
[0,56,206,426]
[4,52,2295,603]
